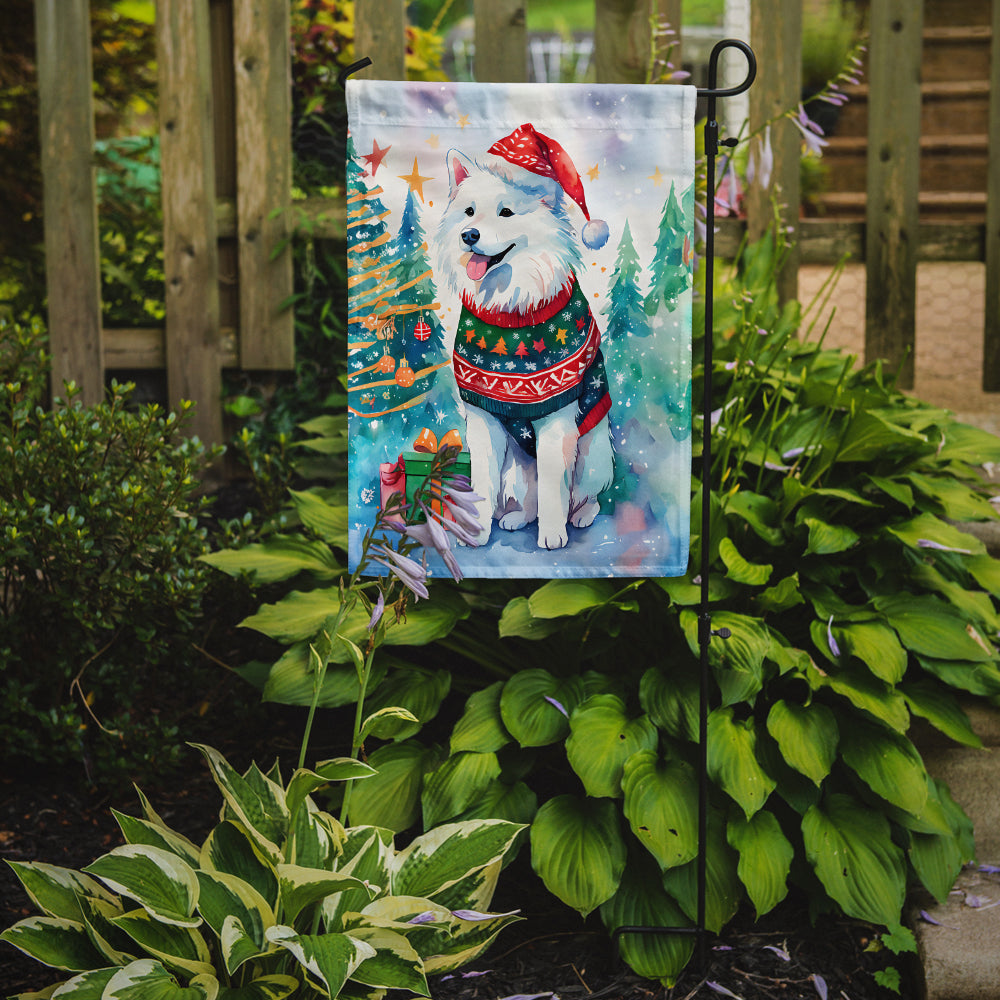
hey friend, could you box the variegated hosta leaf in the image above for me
[706,707,776,819]
[77,894,136,966]
[276,865,375,925]
[200,822,278,910]
[391,820,524,901]
[4,861,118,922]
[661,811,742,934]
[265,926,375,998]
[46,966,118,997]
[529,795,626,917]
[421,751,502,829]
[802,793,906,926]
[499,670,585,747]
[83,846,200,928]
[323,829,393,931]
[195,871,274,974]
[838,718,929,817]
[422,908,523,975]
[288,802,343,870]
[765,700,838,786]
[424,859,501,915]
[599,853,694,987]
[566,695,658,799]
[727,810,793,918]
[214,974,299,1000]
[344,926,429,995]
[285,760,376,824]
[112,811,201,868]
[359,667,452,741]
[450,681,511,754]
[621,751,699,871]
[191,745,287,863]
[102,958,218,999]
[110,908,214,979]
[0,916,107,972]
[347,740,442,833]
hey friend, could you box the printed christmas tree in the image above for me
[644,181,691,315]
[601,219,648,342]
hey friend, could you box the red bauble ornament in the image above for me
[414,318,431,342]
[395,359,415,387]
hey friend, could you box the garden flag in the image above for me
[346,80,697,578]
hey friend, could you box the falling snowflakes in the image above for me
[361,487,375,504]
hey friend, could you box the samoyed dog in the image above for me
[435,131,614,550]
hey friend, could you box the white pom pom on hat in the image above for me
[488,123,609,250]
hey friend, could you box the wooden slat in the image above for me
[354,0,406,80]
[746,0,801,304]
[474,0,527,82]
[864,0,923,389]
[157,0,223,444]
[594,0,657,84]
[34,0,103,404]
[984,0,1000,390]
[103,328,238,369]
[233,0,294,369]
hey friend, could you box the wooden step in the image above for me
[822,134,989,193]
[813,190,987,222]
[922,25,993,83]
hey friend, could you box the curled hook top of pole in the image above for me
[338,57,373,90]
[697,39,756,98]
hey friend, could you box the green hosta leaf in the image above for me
[566,695,658,798]
[346,926,428,994]
[966,553,1000,597]
[190,746,287,863]
[621,751,698,871]
[360,706,421,742]
[906,473,998,522]
[285,759,376,823]
[803,517,859,556]
[909,826,965,905]
[599,853,694,987]
[756,573,804,614]
[453,779,538,827]
[103,959,218,1000]
[195,871,273,974]
[875,594,995,662]
[421,751,502,828]
[277,865,374,925]
[886,512,985,557]
[727,811,793,918]
[639,664,699,742]
[5,862,118,923]
[200,822,278,910]
[498,596,563,639]
[200,535,341,583]
[680,610,770,706]
[718,537,772,586]
[935,421,1000,465]
[839,718,928,816]
[835,621,907,684]
[363,667,451,740]
[112,812,201,868]
[911,562,1000,633]
[83,846,200,928]
[809,661,910,732]
[347,740,442,832]
[499,670,584,747]
[450,682,511,754]
[835,410,927,463]
[111,909,214,978]
[866,474,914,509]
[0,916,107,971]
[216,975,299,1000]
[527,579,617,618]
[288,488,349,547]
[656,573,737,606]
[265,926,375,998]
[261,643,386,709]
[802,793,906,926]
[661,811,741,934]
[901,680,982,748]
[724,490,784,545]
[765,700,838,786]
[530,795,626,917]
[707,708,775,818]
[393,820,524,900]
[916,655,1000,697]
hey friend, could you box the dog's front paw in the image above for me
[538,523,568,549]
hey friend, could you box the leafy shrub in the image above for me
[212,234,1000,985]
[0,317,219,783]
[1,743,524,998]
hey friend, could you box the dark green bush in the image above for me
[0,317,219,783]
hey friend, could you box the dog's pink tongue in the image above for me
[466,254,490,281]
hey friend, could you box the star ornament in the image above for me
[362,139,391,176]
[648,166,665,186]
[587,163,600,181]
[398,157,434,202]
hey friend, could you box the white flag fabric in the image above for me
[346,80,696,578]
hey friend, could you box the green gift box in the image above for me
[403,450,471,518]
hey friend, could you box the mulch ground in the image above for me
[1,740,913,1000]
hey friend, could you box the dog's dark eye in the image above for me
[498,207,514,218]
[464,207,474,217]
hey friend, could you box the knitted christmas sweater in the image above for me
[452,275,612,446]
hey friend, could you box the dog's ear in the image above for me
[446,150,475,195]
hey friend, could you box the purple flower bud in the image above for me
[812,974,828,1000]
[367,591,385,631]
[407,911,437,925]
[827,616,841,658]
[372,544,429,600]
[544,695,569,718]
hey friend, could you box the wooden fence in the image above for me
[33,0,1000,445]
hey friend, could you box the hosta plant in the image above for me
[1,743,523,999]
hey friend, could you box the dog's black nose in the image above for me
[461,228,480,248]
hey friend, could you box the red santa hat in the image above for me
[488,123,609,250]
